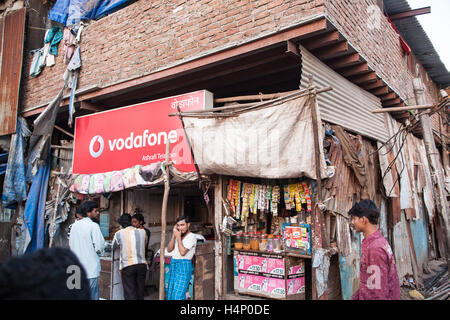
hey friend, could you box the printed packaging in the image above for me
[283,224,311,254]
[237,255,285,276]
[286,277,305,295]
[237,273,305,297]
[237,274,285,297]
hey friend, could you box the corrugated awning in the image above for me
[384,0,450,87]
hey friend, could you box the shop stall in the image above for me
[175,86,332,299]
[68,90,216,299]
[225,178,313,299]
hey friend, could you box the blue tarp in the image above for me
[48,0,134,26]
[0,153,7,175]
[93,0,134,19]
[24,156,51,253]
[0,153,8,163]
[2,118,31,208]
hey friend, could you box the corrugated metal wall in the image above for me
[300,46,388,143]
[0,8,26,136]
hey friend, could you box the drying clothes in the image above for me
[63,28,76,64]
[67,46,81,70]
[67,46,82,127]
[44,27,64,56]
[29,48,45,77]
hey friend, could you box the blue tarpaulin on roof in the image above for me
[48,0,134,26]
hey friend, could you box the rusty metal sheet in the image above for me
[410,203,429,271]
[337,214,361,300]
[393,212,414,282]
[0,16,3,74]
[0,8,26,136]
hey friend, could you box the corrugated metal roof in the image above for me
[384,0,450,87]
[300,46,389,143]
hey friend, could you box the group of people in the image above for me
[0,198,400,300]
[67,200,197,300]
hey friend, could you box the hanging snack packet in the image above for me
[284,185,291,210]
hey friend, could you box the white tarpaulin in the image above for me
[182,94,328,179]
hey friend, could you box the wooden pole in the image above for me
[413,78,450,271]
[214,176,224,299]
[159,141,171,300]
[371,104,435,113]
[309,83,328,249]
[214,87,333,104]
[54,125,74,138]
[308,78,330,301]
[168,87,333,116]
[214,89,308,103]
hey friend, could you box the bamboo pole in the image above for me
[54,125,74,138]
[214,87,333,104]
[309,83,328,249]
[214,89,306,103]
[168,86,333,117]
[214,176,223,300]
[51,145,73,150]
[371,104,435,113]
[309,78,330,301]
[159,141,171,300]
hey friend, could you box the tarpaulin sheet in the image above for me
[93,0,135,18]
[48,0,134,26]
[182,94,328,179]
[24,157,51,253]
[2,117,31,208]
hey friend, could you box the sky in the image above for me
[407,0,450,71]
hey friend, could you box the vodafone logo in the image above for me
[89,135,104,158]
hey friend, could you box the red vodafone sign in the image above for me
[73,90,213,174]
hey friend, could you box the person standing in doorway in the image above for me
[67,206,84,244]
[132,213,151,259]
[113,213,147,300]
[69,200,105,300]
[349,199,400,300]
[166,215,197,300]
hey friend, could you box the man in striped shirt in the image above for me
[112,213,148,300]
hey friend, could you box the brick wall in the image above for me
[21,0,325,110]
[324,0,439,105]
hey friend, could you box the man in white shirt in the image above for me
[166,215,197,300]
[69,200,105,300]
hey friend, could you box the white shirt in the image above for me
[170,232,197,260]
[69,217,105,279]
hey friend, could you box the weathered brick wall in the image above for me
[21,0,325,110]
[325,0,439,105]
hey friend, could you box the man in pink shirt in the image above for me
[349,200,401,300]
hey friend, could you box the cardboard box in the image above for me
[286,277,305,295]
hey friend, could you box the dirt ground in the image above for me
[401,259,449,300]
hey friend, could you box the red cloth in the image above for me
[387,15,411,55]
[352,230,401,300]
